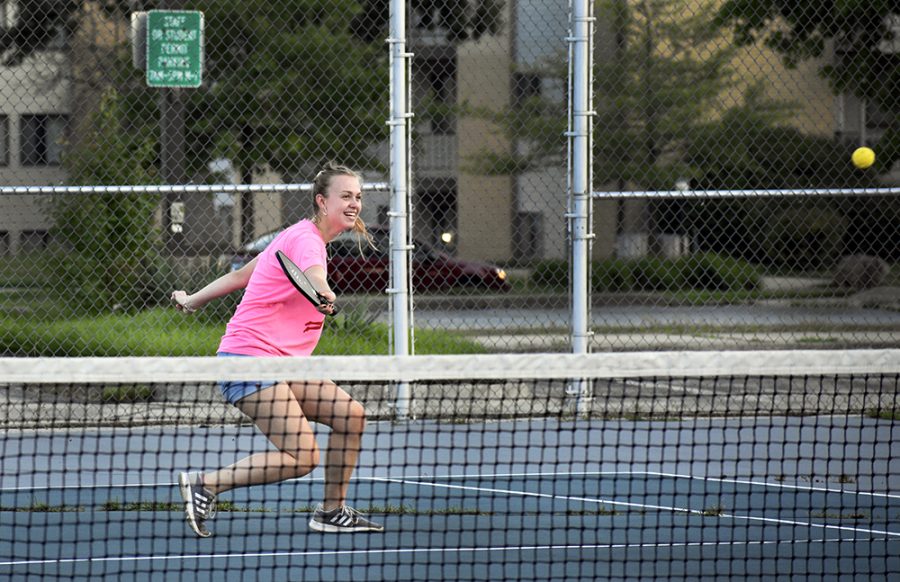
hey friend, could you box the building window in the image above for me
[512,73,542,108]
[833,43,894,143]
[1,1,68,50]
[20,229,49,251]
[0,115,8,166]
[416,180,457,251]
[419,57,456,135]
[513,211,543,261]
[513,73,566,109]
[20,114,66,166]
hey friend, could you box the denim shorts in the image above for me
[217,352,279,405]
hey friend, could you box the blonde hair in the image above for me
[311,161,375,249]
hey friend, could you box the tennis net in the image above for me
[1,350,898,580]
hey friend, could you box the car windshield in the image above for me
[243,230,282,253]
[247,227,444,261]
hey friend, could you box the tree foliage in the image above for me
[48,89,163,313]
[0,0,139,66]
[1,0,393,180]
[2,1,504,179]
[684,85,892,267]
[186,0,389,178]
[593,0,739,189]
[466,0,740,187]
[716,0,900,170]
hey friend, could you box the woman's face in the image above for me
[319,174,362,232]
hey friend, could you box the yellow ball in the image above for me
[852,147,875,169]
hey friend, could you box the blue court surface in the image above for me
[1,417,897,580]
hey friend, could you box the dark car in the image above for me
[227,225,510,293]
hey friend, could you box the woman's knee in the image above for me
[338,399,367,435]
[305,445,322,471]
[287,441,321,474]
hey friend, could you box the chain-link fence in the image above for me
[0,0,897,357]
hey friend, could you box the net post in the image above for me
[566,377,593,417]
[394,381,411,421]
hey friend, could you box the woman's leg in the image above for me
[200,382,321,495]
[290,379,366,510]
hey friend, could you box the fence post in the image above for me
[388,0,413,420]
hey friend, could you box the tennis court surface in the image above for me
[1,351,898,580]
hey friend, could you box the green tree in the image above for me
[3,1,393,245]
[178,0,390,243]
[593,0,738,189]
[48,89,163,313]
[1,0,391,175]
[684,86,894,266]
[716,0,900,171]
[188,0,387,174]
[466,0,740,253]
[469,0,740,181]
[3,1,500,182]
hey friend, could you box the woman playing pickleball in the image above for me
[170,162,382,537]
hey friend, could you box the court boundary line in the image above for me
[408,470,900,500]
[2,472,897,568]
[3,470,897,500]
[4,471,896,540]
[371,476,900,539]
[0,537,893,569]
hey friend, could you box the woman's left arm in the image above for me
[303,265,336,314]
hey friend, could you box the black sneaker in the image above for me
[178,472,217,538]
[309,504,384,533]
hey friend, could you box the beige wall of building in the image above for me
[0,50,69,253]
[725,42,835,137]
[453,0,847,264]
[0,1,127,254]
[455,1,514,262]
[593,1,850,260]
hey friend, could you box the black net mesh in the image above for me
[1,352,897,580]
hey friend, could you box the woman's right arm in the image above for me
[171,256,259,313]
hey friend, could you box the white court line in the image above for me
[636,471,900,500]
[3,469,896,540]
[371,476,900,539]
[1,472,897,568]
[396,470,900,500]
[3,470,898,500]
[0,538,892,569]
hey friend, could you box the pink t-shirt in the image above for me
[218,220,328,356]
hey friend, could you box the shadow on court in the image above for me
[1,418,898,580]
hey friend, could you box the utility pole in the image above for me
[158,0,187,253]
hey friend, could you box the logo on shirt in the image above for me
[304,320,324,333]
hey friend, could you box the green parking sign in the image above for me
[146,10,203,88]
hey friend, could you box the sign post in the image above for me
[146,10,204,88]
